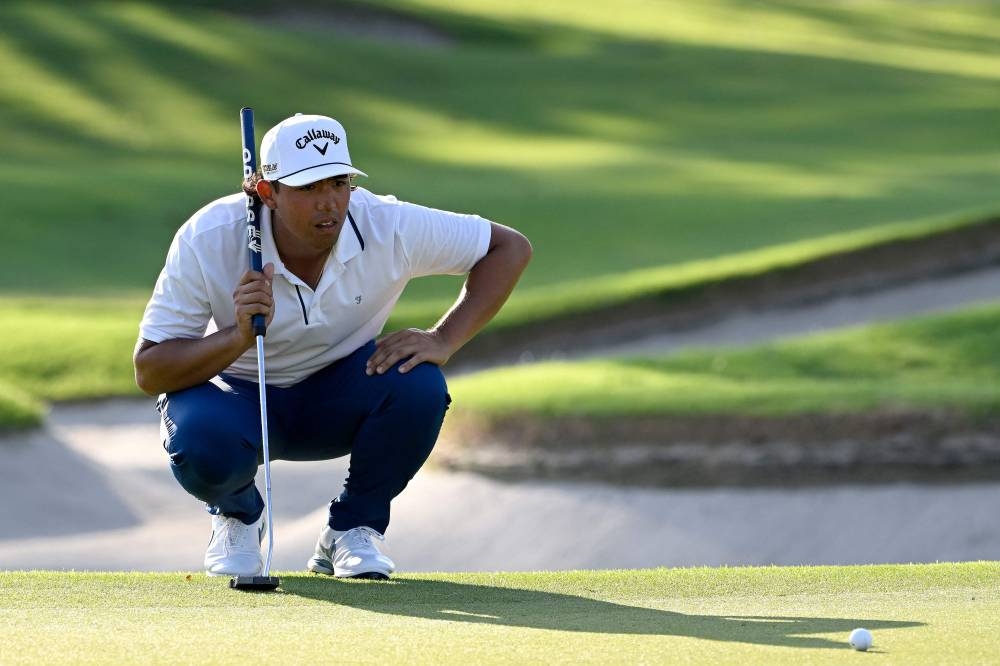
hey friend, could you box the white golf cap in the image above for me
[259,113,368,186]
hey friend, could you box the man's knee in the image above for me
[168,437,258,490]
[392,363,450,416]
[163,404,258,496]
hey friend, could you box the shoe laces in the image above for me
[218,516,258,550]
[340,526,384,551]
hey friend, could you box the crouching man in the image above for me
[134,113,531,578]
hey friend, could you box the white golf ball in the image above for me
[849,628,873,651]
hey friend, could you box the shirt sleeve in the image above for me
[138,233,213,343]
[395,201,492,278]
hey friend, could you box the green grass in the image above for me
[1,0,998,427]
[2,0,998,299]
[0,297,145,429]
[1,563,997,664]
[0,205,980,421]
[448,303,1000,419]
[438,207,997,330]
[2,266,999,431]
[0,380,45,432]
[0,297,143,401]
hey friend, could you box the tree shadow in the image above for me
[279,576,919,650]
[0,428,141,540]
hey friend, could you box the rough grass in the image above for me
[0,297,144,400]
[0,297,144,429]
[0,380,44,431]
[1,0,998,427]
[429,208,996,330]
[1,563,997,665]
[2,272,999,432]
[2,0,998,299]
[447,303,1000,419]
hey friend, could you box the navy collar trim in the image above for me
[347,211,364,251]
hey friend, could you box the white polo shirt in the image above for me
[139,187,492,386]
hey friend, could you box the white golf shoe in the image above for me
[307,525,395,579]
[204,513,265,577]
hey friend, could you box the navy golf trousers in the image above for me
[157,340,450,534]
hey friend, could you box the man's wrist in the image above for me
[224,324,254,353]
[429,325,464,359]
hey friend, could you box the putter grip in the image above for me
[240,107,267,337]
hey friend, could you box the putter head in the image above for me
[230,575,280,592]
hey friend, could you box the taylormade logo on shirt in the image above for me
[138,188,492,387]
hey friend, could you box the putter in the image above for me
[231,107,280,592]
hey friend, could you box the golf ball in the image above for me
[849,628,873,651]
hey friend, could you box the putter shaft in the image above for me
[256,334,274,577]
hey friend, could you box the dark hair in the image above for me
[241,170,277,197]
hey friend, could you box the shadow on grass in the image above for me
[279,576,920,649]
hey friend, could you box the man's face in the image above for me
[259,175,353,254]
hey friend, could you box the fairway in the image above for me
[2,2,999,662]
[2,563,997,664]
[0,0,998,427]
[2,1,998,298]
[448,302,1000,419]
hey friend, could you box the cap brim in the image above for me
[276,164,368,186]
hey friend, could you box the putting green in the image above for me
[1,563,997,664]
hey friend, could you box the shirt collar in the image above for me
[334,209,364,264]
[260,205,284,275]
[260,206,361,283]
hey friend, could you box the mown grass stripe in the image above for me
[1,564,998,665]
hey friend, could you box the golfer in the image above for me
[134,113,531,579]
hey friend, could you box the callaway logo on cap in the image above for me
[260,113,368,186]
